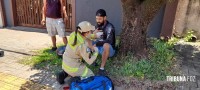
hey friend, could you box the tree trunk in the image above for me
[120,0,165,58]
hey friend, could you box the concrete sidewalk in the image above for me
[0,72,27,90]
[0,28,125,90]
[0,28,66,89]
[175,42,200,90]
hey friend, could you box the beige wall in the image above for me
[174,0,200,38]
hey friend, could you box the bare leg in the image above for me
[51,36,57,47]
[100,43,110,69]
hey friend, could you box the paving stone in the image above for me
[52,82,62,90]
[0,74,18,83]
[189,82,198,88]
[0,29,62,89]
[0,73,27,90]
[12,79,27,87]
[196,88,200,90]
[0,83,17,90]
[197,80,200,88]
[8,63,25,69]
[176,85,184,90]
[181,65,189,75]
[189,68,199,76]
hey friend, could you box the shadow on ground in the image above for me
[19,80,53,90]
[19,69,58,90]
[175,42,200,89]
[19,42,200,90]
[18,50,62,89]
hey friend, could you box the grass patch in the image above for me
[19,46,63,72]
[20,37,179,81]
[89,38,179,80]
[183,30,197,42]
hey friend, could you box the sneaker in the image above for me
[56,70,68,84]
[98,69,106,76]
[51,47,57,51]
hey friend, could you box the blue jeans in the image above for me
[93,41,115,57]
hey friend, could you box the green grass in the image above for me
[184,30,196,42]
[19,46,63,72]
[20,37,179,81]
[88,38,179,80]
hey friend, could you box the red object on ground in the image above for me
[63,86,70,90]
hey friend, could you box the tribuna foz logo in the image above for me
[166,76,196,82]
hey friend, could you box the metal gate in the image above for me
[15,0,72,30]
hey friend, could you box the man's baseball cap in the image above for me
[78,21,95,33]
[96,9,106,17]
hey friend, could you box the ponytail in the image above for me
[72,26,81,46]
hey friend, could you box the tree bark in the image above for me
[120,0,165,58]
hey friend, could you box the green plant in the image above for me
[19,44,64,72]
[88,37,177,80]
[147,38,177,80]
[104,38,178,80]
[20,37,179,81]
[167,37,179,47]
[184,30,195,42]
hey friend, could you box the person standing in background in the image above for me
[41,0,68,51]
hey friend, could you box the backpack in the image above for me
[56,46,66,58]
[70,76,114,90]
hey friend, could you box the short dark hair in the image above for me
[96,9,106,17]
